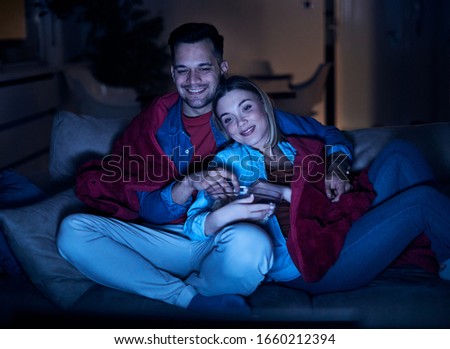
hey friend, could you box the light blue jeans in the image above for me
[57,218,273,308]
[284,140,450,294]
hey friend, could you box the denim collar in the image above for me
[156,97,228,173]
[158,98,227,145]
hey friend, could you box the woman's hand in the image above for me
[204,195,274,236]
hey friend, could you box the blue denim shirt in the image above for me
[137,98,227,224]
[138,100,353,224]
[274,109,353,160]
[183,141,302,282]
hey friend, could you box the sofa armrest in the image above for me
[345,122,450,184]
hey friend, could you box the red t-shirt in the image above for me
[182,111,217,171]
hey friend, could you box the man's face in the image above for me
[171,40,228,116]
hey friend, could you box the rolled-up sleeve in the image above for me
[137,181,192,224]
[183,191,212,241]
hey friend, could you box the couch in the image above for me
[1,110,450,329]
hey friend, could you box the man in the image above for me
[57,23,353,316]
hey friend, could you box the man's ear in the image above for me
[170,66,175,81]
[220,60,229,75]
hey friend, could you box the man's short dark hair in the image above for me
[168,23,224,63]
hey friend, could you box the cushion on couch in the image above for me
[0,189,95,308]
[0,169,48,209]
[344,122,450,184]
[313,266,450,328]
[0,169,49,276]
[49,110,134,182]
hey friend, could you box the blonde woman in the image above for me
[184,75,450,294]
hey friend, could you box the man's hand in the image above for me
[325,151,352,202]
[325,172,352,202]
[172,167,239,205]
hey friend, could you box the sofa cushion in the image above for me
[71,282,315,326]
[49,111,134,182]
[343,128,396,172]
[0,169,49,276]
[313,267,450,328]
[0,169,48,209]
[0,189,95,308]
[345,122,450,183]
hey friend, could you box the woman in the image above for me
[183,75,450,293]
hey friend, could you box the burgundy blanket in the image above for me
[286,137,438,282]
[286,137,376,282]
[75,92,180,221]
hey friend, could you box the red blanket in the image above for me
[286,137,438,282]
[286,137,376,282]
[75,92,180,221]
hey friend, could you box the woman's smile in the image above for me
[240,125,255,136]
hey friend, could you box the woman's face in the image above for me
[216,89,270,152]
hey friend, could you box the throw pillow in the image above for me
[0,169,48,209]
[0,169,49,276]
[0,189,95,308]
[49,110,133,182]
[342,128,395,172]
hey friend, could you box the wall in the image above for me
[335,0,450,129]
[148,0,450,129]
[1,1,326,176]
[335,0,376,129]
[0,6,64,176]
[436,0,450,123]
[146,0,324,81]
[4,0,447,180]
[144,0,326,121]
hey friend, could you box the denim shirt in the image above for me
[183,141,302,282]
[274,109,353,160]
[138,102,353,225]
[137,98,227,224]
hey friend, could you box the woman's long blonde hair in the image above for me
[212,75,281,149]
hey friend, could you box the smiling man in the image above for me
[58,23,273,317]
[57,23,353,317]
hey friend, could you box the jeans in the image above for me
[368,139,435,206]
[284,140,450,294]
[57,218,273,308]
